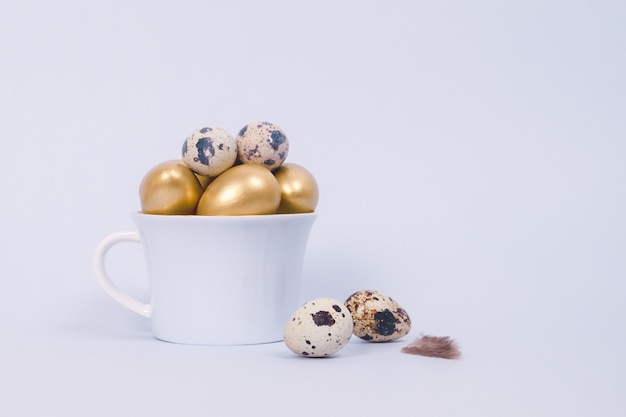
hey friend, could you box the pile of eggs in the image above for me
[284,290,412,358]
[139,121,318,215]
[138,123,412,358]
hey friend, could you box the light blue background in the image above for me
[1,1,625,415]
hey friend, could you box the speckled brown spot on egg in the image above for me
[373,309,397,336]
[312,311,335,326]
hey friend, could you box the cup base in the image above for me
[153,335,285,346]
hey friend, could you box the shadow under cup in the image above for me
[95,212,317,345]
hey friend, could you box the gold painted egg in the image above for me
[194,173,213,190]
[273,163,319,214]
[196,164,281,216]
[139,160,203,215]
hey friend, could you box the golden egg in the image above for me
[196,164,281,216]
[273,163,319,213]
[194,173,213,189]
[139,160,203,215]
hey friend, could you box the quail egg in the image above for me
[182,126,237,177]
[284,298,353,357]
[236,121,289,170]
[344,290,411,342]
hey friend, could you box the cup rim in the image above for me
[132,211,317,219]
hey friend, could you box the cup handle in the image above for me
[94,231,152,318]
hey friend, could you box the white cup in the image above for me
[94,212,317,345]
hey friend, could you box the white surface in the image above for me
[1,1,625,416]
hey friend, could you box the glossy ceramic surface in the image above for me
[95,212,317,345]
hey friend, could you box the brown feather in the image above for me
[401,334,461,359]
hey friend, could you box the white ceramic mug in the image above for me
[94,212,316,345]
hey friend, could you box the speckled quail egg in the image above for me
[182,126,237,177]
[344,290,411,342]
[236,121,289,170]
[284,298,353,358]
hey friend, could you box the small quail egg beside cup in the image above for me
[345,290,412,342]
[284,298,354,358]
